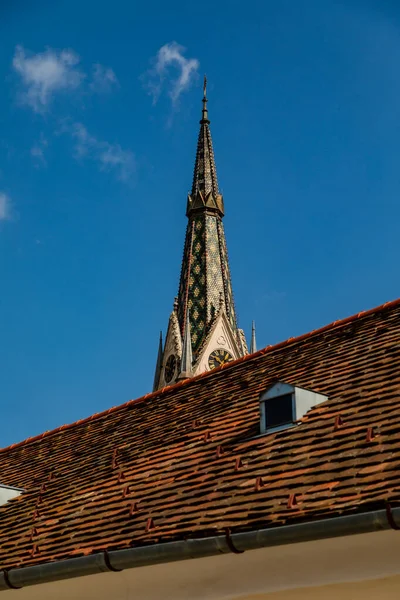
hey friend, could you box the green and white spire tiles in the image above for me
[154,80,248,390]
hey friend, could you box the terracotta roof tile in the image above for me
[1,298,400,568]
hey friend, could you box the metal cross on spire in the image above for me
[201,75,209,123]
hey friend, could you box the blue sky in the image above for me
[1,0,400,446]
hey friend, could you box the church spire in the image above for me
[178,83,238,354]
[187,76,224,217]
[154,81,248,390]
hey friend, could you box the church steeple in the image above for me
[187,76,224,217]
[154,81,248,390]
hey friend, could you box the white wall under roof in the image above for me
[2,529,400,599]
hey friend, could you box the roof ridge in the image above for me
[2,296,399,454]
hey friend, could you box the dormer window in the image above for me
[264,392,293,429]
[259,382,328,434]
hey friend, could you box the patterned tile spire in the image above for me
[186,76,224,217]
[177,81,240,356]
[154,80,248,390]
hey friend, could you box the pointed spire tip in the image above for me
[179,309,193,379]
[201,75,209,124]
[250,321,257,354]
[153,331,164,391]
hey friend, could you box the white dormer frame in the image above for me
[259,382,328,434]
[0,484,24,506]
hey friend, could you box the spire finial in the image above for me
[188,74,224,216]
[250,321,257,354]
[201,74,209,123]
[152,331,163,391]
[178,310,193,380]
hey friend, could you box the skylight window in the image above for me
[259,382,328,434]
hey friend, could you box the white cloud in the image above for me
[12,46,85,112]
[12,46,130,184]
[30,133,48,166]
[68,122,97,158]
[30,145,46,165]
[67,122,135,182]
[12,46,119,113]
[146,41,199,104]
[0,192,11,221]
[98,144,135,182]
[90,64,118,93]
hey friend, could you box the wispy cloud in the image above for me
[90,64,118,93]
[11,46,130,184]
[12,46,120,113]
[30,133,48,167]
[66,122,135,183]
[0,192,11,221]
[145,41,199,104]
[12,46,85,112]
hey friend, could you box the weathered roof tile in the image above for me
[1,298,400,568]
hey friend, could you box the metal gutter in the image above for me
[1,507,399,591]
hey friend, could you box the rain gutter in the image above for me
[1,506,399,591]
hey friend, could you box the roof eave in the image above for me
[2,505,399,591]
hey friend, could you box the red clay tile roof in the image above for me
[1,298,400,569]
